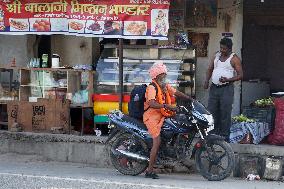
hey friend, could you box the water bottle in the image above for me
[134,94,139,101]
[42,54,48,68]
[31,58,36,68]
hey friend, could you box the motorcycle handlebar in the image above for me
[175,98,195,113]
[176,105,191,114]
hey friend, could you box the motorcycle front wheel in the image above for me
[195,139,234,181]
[110,133,149,176]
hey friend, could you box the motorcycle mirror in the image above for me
[178,106,189,113]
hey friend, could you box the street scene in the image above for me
[1,0,284,189]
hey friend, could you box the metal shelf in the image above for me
[20,85,67,88]
[97,81,194,87]
[102,58,184,64]
[103,44,195,50]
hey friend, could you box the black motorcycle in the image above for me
[106,100,235,181]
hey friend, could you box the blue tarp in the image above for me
[230,121,271,144]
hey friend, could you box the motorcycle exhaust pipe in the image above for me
[112,148,149,162]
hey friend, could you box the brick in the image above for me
[238,155,261,178]
[261,156,283,181]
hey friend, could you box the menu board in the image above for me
[0,0,170,39]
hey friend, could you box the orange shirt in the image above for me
[143,84,176,138]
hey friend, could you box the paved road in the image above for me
[0,153,283,189]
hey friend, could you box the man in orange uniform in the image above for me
[143,61,191,179]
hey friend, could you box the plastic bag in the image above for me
[72,90,88,104]
[246,174,260,181]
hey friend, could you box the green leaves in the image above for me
[254,97,274,107]
[232,114,255,123]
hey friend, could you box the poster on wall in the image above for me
[0,0,170,39]
[188,32,209,57]
[185,0,217,28]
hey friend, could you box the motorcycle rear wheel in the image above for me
[195,139,234,181]
[110,133,149,176]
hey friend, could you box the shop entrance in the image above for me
[242,0,284,107]
[38,36,51,67]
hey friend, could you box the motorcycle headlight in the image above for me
[202,114,214,126]
[203,114,214,132]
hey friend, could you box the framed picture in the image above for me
[185,0,217,28]
[169,9,184,30]
[188,32,209,57]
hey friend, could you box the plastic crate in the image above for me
[242,106,276,130]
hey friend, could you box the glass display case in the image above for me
[93,45,196,121]
[0,67,94,106]
[19,68,94,106]
[20,69,68,101]
[95,56,195,96]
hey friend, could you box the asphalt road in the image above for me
[0,153,283,189]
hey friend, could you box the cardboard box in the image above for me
[8,99,70,133]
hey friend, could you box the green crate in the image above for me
[242,106,275,130]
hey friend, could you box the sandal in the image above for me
[145,171,159,179]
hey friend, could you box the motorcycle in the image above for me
[106,100,235,181]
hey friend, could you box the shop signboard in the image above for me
[0,0,170,39]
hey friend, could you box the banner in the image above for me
[0,0,170,39]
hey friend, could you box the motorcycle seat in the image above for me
[122,115,147,130]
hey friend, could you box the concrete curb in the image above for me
[0,131,112,167]
[0,131,107,144]
[231,143,284,157]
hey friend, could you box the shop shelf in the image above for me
[20,85,67,88]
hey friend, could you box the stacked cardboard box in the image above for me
[7,99,70,133]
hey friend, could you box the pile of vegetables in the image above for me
[254,97,274,107]
[232,114,255,123]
